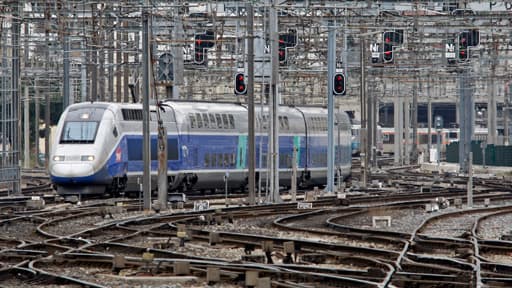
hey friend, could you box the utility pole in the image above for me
[427,75,432,161]
[23,21,30,169]
[63,31,70,107]
[459,67,473,174]
[142,1,152,210]
[247,3,255,205]
[411,3,419,164]
[12,2,21,195]
[34,82,40,168]
[172,0,184,99]
[24,87,29,169]
[326,20,335,193]
[91,3,98,102]
[505,82,512,146]
[269,0,281,203]
[487,36,497,145]
[360,36,367,187]
[44,8,50,170]
[393,76,403,165]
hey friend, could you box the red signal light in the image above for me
[234,73,247,95]
[333,73,346,95]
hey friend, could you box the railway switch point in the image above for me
[372,216,392,228]
[297,202,313,209]
[206,267,220,284]
[152,200,162,213]
[283,241,295,255]
[305,191,315,201]
[257,277,271,288]
[177,231,187,247]
[454,198,463,209]
[209,232,221,246]
[26,197,45,209]
[142,252,154,262]
[205,214,213,224]
[177,224,186,232]
[112,255,126,274]
[245,270,259,287]
[262,241,273,253]
[241,255,266,263]
[371,180,382,188]
[425,203,439,213]
[283,241,295,264]
[174,262,190,276]
[301,253,326,264]
[65,195,79,204]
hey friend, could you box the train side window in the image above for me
[223,154,230,167]
[228,115,235,129]
[202,113,209,128]
[204,153,210,167]
[431,134,438,144]
[216,154,223,167]
[150,111,158,121]
[189,114,196,129]
[216,114,222,129]
[222,114,229,129]
[420,134,429,145]
[284,116,289,130]
[167,138,179,160]
[209,113,216,129]
[113,126,118,138]
[231,153,236,167]
[196,113,203,128]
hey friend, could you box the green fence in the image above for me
[446,141,512,167]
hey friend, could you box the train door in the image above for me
[236,135,247,169]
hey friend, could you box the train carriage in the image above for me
[49,100,352,196]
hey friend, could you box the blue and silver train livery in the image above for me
[49,100,352,196]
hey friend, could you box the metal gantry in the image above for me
[0,1,512,189]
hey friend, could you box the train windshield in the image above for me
[61,122,98,143]
[60,107,105,144]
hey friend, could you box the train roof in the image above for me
[66,101,156,111]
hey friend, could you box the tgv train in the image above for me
[380,127,459,154]
[350,124,384,156]
[49,100,352,196]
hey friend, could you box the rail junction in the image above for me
[0,162,511,287]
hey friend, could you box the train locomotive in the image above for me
[49,100,352,196]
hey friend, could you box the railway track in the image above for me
[1,162,512,286]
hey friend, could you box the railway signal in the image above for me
[458,29,479,62]
[332,72,346,95]
[234,72,247,95]
[279,30,298,64]
[194,30,215,64]
[458,32,468,61]
[382,30,403,64]
[383,31,394,63]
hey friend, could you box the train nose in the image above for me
[51,163,95,177]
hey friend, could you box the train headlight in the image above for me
[53,155,65,161]
[81,155,95,161]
